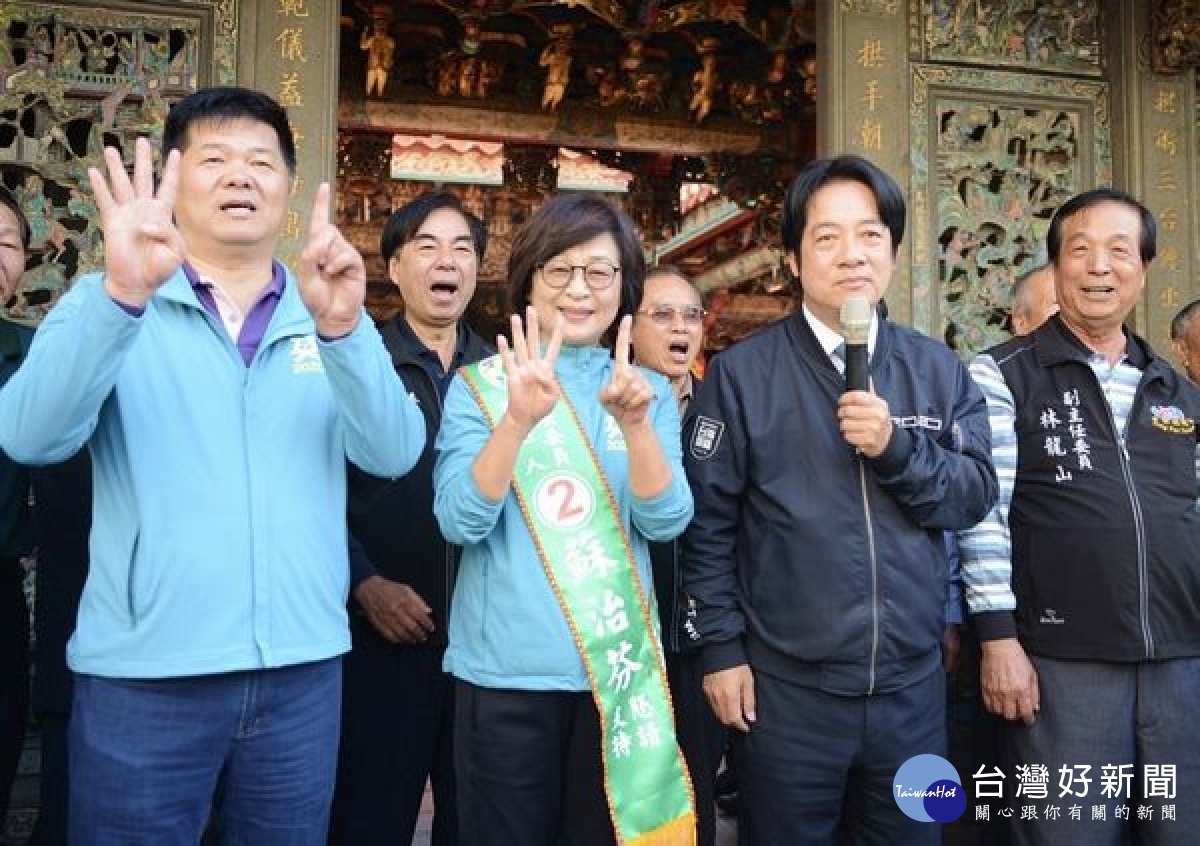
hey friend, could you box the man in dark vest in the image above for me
[960,188,1199,845]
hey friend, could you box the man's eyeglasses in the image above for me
[637,305,707,327]
[539,259,620,290]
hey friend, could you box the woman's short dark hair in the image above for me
[1046,187,1156,265]
[163,86,296,174]
[380,190,487,263]
[780,154,906,256]
[507,194,645,344]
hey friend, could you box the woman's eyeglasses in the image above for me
[539,259,620,290]
[637,305,707,327]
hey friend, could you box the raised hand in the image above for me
[296,182,365,338]
[89,137,185,307]
[599,315,655,429]
[498,305,563,431]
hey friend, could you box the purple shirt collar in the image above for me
[184,261,286,366]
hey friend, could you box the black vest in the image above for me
[991,316,1200,662]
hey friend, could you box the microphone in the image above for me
[839,296,872,392]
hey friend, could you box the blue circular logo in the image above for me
[893,754,966,823]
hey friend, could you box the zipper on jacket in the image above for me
[1096,372,1155,661]
[859,457,880,694]
[1116,435,1154,659]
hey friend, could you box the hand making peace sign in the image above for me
[599,314,655,429]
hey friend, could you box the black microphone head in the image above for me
[839,296,872,346]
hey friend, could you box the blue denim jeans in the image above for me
[1005,656,1200,846]
[69,657,341,846]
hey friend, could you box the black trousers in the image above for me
[0,560,29,826]
[737,665,945,846]
[330,635,456,845]
[454,681,616,846]
[665,649,725,846]
[27,711,67,846]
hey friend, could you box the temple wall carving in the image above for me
[0,1,234,319]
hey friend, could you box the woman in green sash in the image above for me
[434,194,697,846]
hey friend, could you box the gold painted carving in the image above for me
[1151,0,1200,72]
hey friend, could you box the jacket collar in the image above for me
[1032,314,1157,374]
[156,261,313,340]
[382,315,490,370]
[785,306,895,373]
[0,317,26,361]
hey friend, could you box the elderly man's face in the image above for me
[0,203,27,307]
[1053,201,1145,337]
[632,272,704,383]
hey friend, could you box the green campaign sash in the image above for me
[462,355,695,845]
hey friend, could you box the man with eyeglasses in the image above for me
[631,266,723,846]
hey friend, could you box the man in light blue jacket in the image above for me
[0,87,424,845]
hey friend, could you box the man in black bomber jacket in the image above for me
[330,192,491,846]
[682,155,998,846]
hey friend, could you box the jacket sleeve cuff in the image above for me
[701,638,748,675]
[870,423,916,477]
[972,610,1017,641]
[348,535,378,591]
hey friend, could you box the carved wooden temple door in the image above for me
[823,0,1196,356]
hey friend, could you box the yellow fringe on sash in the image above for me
[625,813,697,846]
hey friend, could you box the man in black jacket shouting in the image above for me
[331,191,491,846]
[682,155,997,846]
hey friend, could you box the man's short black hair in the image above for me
[380,191,487,263]
[781,154,906,255]
[1046,187,1156,265]
[163,86,296,174]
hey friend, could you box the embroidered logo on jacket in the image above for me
[604,416,627,452]
[890,415,943,432]
[690,416,724,460]
[290,337,324,374]
[1040,387,1093,483]
[1149,405,1195,435]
